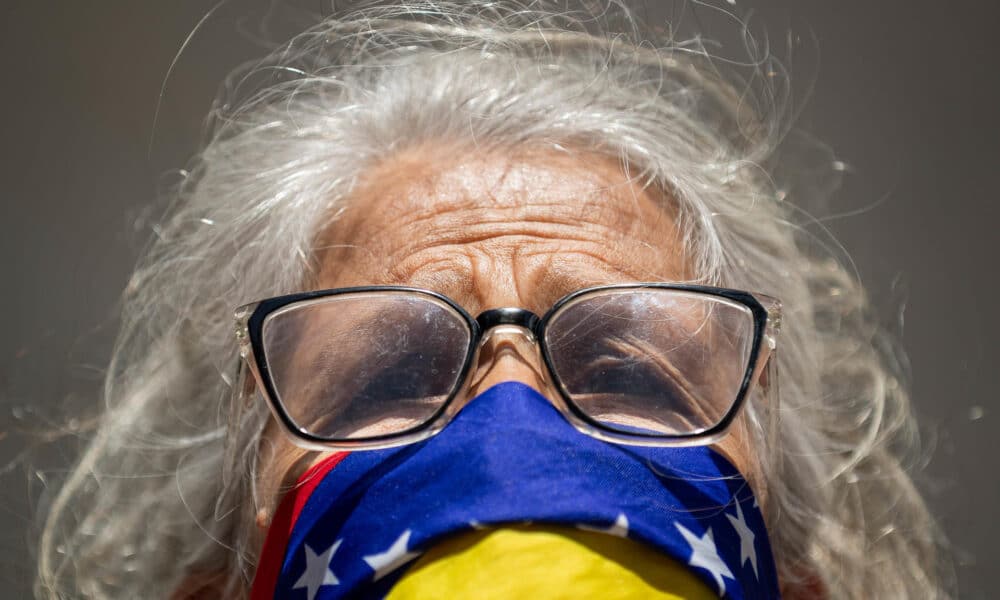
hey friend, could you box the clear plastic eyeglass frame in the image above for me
[232,283,782,452]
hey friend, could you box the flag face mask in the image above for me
[251,382,781,599]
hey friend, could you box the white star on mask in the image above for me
[363,529,421,581]
[676,523,734,597]
[292,540,342,600]
[725,500,758,578]
[578,512,630,537]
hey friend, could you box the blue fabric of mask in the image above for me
[263,381,781,599]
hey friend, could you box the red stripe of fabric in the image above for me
[250,453,349,600]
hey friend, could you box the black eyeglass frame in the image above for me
[234,283,781,451]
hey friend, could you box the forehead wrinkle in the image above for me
[310,206,649,290]
[525,245,688,304]
[388,221,617,265]
[383,248,477,302]
[383,241,641,314]
[352,144,654,227]
[312,144,690,296]
[343,190,653,277]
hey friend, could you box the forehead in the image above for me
[310,143,691,314]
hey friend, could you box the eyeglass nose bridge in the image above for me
[464,307,555,403]
[472,307,546,375]
[474,307,541,337]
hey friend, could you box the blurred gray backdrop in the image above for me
[1,1,996,597]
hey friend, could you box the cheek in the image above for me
[255,421,324,529]
[710,417,768,510]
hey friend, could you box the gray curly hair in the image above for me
[36,1,950,597]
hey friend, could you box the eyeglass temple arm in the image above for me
[749,293,782,390]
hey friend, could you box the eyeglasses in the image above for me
[233,284,781,451]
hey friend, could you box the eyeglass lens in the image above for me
[262,292,471,440]
[259,288,756,442]
[543,289,754,436]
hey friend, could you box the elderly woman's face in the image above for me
[255,144,762,529]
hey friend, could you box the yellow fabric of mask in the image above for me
[386,525,717,599]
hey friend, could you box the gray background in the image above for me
[0,1,996,597]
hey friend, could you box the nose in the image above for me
[462,324,555,401]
